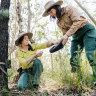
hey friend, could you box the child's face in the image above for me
[22,35,29,46]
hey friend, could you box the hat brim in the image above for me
[15,33,33,46]
[42,0,63,17]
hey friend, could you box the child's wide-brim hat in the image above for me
[15,32,33,46]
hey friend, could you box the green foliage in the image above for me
[55,29,62,37]
[40,49,93,93]
[7,93,12,96]
[21,0,27,4]
[2,87,8,92]
[7,71,13,78]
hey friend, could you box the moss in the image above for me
[0,9,9,20]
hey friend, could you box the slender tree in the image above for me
[27,0,31,33]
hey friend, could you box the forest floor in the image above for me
[1,83,95,96]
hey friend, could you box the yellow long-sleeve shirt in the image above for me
[16,43,47,69]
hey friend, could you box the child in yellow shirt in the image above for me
[15,32,54,91]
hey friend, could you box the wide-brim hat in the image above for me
[15,32,33,46]
[42,0,63,17]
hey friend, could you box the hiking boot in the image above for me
[71,67,77,73]
[33,84,39,91]
[71,67,81,73]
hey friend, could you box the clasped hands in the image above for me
[34,34,69,59]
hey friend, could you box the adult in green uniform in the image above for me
[15,32,54,90]
[42,0,96,85]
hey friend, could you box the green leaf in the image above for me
[21,0,27,4]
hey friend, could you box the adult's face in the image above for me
[48,8,56,17]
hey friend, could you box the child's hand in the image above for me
[36,51,43,57]
[52,41,59,45]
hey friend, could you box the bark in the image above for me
[0,0,10,91]
[27,0,31,33]
[17,0,22,33]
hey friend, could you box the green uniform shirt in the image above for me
[16,43,47,69]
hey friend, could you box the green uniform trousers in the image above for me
[17,58,43,90]
[70,23,96,79]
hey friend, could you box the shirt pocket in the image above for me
[61,14,72,29]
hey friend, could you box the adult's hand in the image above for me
[61,34,69,45]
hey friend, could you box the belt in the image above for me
[22,68,33,73]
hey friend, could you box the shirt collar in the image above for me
[19,47,28,52]
[61,7,66,16]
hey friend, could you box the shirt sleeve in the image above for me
[65,6,88,37]
[16,50,28,69]
[31,43,47,51]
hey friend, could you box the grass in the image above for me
[40,50,94,94]
[7,48,95,95]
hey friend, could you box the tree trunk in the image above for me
[28,0,31,33]
[15,0,17,37]
[17,0,22,33]
[0,0,10,91]
[74,0,96,26]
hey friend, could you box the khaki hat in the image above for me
[42,0,63,17]
[15,32,33,46]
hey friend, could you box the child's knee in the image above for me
[33,59,43,71]
[17,73,29,90]
[34,59,41,64]
[18,82,24,90]
[17,81,28,90]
